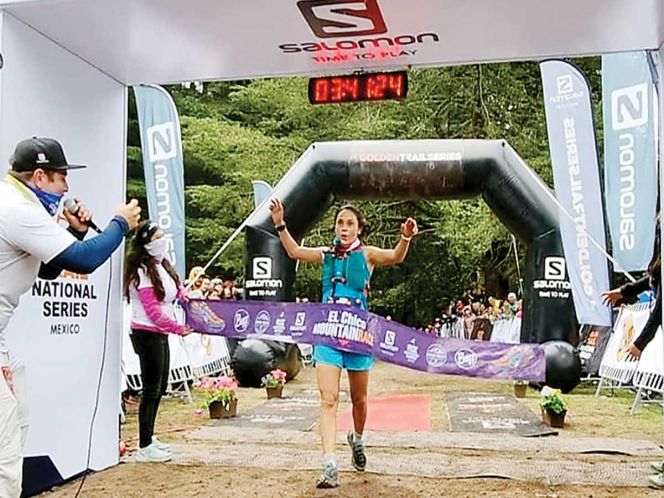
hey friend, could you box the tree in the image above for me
[127,58,602,325]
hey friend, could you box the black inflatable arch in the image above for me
[243,140,578,344]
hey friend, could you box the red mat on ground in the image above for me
[337,394,431,432]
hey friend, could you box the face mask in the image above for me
[145,237,169,261]
[28,185,64,217]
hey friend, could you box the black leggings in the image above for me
[130,329,170,448]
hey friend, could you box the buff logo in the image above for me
[234,309,250,333]
[312,309,374,346]
[454,348,478,370]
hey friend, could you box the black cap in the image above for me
[10,137,86,172]
[135,221,159,246]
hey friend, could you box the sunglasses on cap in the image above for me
[136,222,159,245]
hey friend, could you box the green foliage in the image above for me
[127,58,602,325]
[540,388,569,414]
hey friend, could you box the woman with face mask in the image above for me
[123,221,190,463]
[270,199,418,489]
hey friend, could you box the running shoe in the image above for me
[135,442,172,463]
[315,462,339,488]
[152,436,171,452]
[649,472,664,489]
[347,431,367,471]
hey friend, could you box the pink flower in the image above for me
[194,376,238,394]
[194,375,239,408]
[218,376,235,388]
[270,369,287,381]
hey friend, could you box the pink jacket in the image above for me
[131,284,186,335]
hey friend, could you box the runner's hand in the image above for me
[270,198,285,226]
[401,217,418,238]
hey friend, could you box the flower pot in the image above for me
[266,384,284,399]
[541,407,566,428]
[209,398,238,419]
[514,383,527,398]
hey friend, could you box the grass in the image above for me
[522,381,664,441]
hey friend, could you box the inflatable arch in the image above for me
[243,140,578,345]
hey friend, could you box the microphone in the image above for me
[63,199,102,234]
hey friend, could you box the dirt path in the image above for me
[42,362,664,497]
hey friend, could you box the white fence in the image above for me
[489,317,522,344]
[438,316,521,343]
[121,305,232,393]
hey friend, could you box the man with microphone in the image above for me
[0,137,141,497]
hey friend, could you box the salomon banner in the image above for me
[134,84,186,278]
[185,300,546,381]
[540,60,612,327]
[602,52,657,272]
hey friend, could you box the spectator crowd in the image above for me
[185,265,242,300]
[422,285,523,339]
[183,267,520,342]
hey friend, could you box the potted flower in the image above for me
[513,380,528,398]
[195,375,239,419]
[261,369,287,399]
[539,386,568,428]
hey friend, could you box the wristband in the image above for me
[275,224,287,232]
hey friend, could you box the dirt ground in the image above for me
[42,362,664,498]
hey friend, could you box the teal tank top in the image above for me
[321,244,370,310]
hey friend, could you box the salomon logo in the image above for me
[611,83,648,131]
[147,122,177,162]
[252,257,272,279]
[544,257,566,280]
[556,75,573,95]
[297,0,387,38]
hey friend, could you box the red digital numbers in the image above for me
[313,79,329,103]
[309,72,408,104]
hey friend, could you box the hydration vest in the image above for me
[321,239,370,310]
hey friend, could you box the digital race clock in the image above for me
[308,71,408,104]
